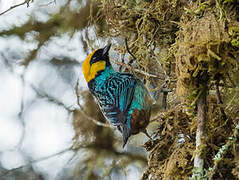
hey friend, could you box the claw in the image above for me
[142,129,153,140]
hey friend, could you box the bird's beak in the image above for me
[102,43,111,56]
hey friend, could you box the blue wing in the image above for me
[92,73,137,147]
[106,73,136,147]
[115,75,136,113]
[103,73,136,124]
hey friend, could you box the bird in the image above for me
[82,44,152,147]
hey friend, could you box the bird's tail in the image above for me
[117,110,131,148]
[122,123,131,148]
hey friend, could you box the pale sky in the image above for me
[0,0,84,179]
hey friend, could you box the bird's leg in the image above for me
[142,129,153,140]
[117,126,122,133]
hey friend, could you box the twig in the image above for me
[149,103,183,123]
[162,91,168,110]
[150,113,163,123]
[119,51,125,72]
[227,73,236,88]
[125,38,137,61]
[0,1,27,16]
[39,0,56,7]
[75,79,112,128]
[85,144,147,164]
[111,59,164,79]
[17,69,27,150]
[162,62,172,110]
[1,54,28,149]
[149,80,171,92]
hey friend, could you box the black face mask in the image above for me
[90,44,111,66]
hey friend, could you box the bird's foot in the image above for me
[142,129,153,141]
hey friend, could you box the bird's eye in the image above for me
[90,56,98,65]
[92,56,97,62]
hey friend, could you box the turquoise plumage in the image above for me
[82,44,152,147]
